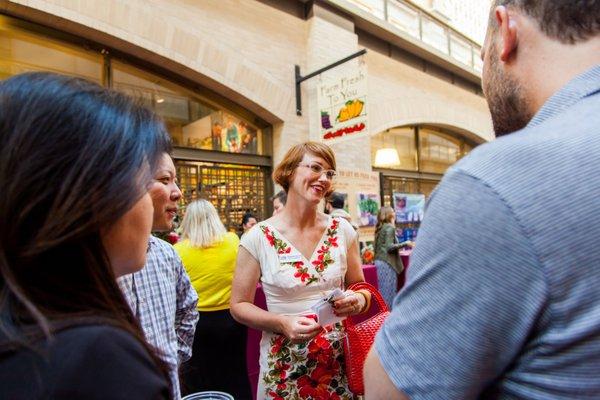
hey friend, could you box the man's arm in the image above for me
[365,347,409,400]
[173,254,199,364]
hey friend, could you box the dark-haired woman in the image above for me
[240,212,258,238]
[0,72,171,399]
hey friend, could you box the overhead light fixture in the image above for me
[155,95,164,104]
[374,148,401,167]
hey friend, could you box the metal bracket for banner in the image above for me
[295,49,367,116]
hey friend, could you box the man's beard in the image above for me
[484,46,533,137]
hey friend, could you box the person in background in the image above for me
[373,207,402,308]
[0,72,170,399]
[326,191,358,230]
[241,212,258,238]
[230,142,371,400]
[118,152,199,400]
[271,189,287,215]
[365,1,600,398]
[175,200,251,399]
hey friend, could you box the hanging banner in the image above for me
[317,59,368,143]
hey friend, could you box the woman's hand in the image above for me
[333,290,366,317]
[279,315,322,343]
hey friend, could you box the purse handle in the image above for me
[345,281,390,325]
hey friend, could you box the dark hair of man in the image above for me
[0,72,171,385]
[491,0,600,44]
[328,192,345,209]
[271,189,287,205]
[242,212,257,226]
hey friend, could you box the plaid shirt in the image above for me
[118,236,199,399]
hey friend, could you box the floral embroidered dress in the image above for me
[240,217,358,400]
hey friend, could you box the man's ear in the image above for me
[495,5,518,62]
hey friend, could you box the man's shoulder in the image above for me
[455,97,600,189]
[148,235,178,257]
[146,235,182,273]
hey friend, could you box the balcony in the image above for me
[324,0,483,81]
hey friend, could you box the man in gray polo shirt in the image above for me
[365,1,600,399]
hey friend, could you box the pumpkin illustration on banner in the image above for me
[336,99,364,123]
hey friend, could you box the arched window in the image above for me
[371,125,480,241]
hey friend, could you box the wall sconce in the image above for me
[374,148,401,167]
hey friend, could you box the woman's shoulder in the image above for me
[0,324,168,399]
[382,223,395,232]
[59,323,139,346]
[239,222,265,247]
[55,324,169,398]
[52,324,153,368]
[224,231,240,244]
[331,214,355,232]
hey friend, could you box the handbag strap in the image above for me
[344,282,389,328]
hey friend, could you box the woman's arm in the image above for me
[334,239,372,316]
[230,247,321,342]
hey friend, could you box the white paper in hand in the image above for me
[310,289,346,327]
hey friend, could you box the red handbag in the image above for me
[343,281,390,395]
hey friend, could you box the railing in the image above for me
[344,0,483,73]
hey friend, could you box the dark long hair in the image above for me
[0,72,171,384]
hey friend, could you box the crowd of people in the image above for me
[0,1,599,399]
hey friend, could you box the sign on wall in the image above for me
[393,193,425,223]
[317,60,368,143]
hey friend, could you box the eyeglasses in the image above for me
[298,163,337,180]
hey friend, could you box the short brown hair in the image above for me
[273,141,336,196]
[490,0,600,44]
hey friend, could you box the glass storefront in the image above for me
[111,61,266,156]
[372,125,478,241]
[0,15,271,232]
[176,161,269,231]
[0,15,102,82]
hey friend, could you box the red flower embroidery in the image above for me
[328,236,338,247]
[279,246,291,255]
[273,360,290,380]
[268,391,284,400]
[297,365,334,399]
[294,268,311,283]
[270,335,286,355]
[308,334,331,353]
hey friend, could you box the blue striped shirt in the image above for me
[118,236,199,399]
[376,65,600,399]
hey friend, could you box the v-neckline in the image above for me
[262,216,333,265]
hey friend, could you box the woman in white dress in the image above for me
[231,142,371,400]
